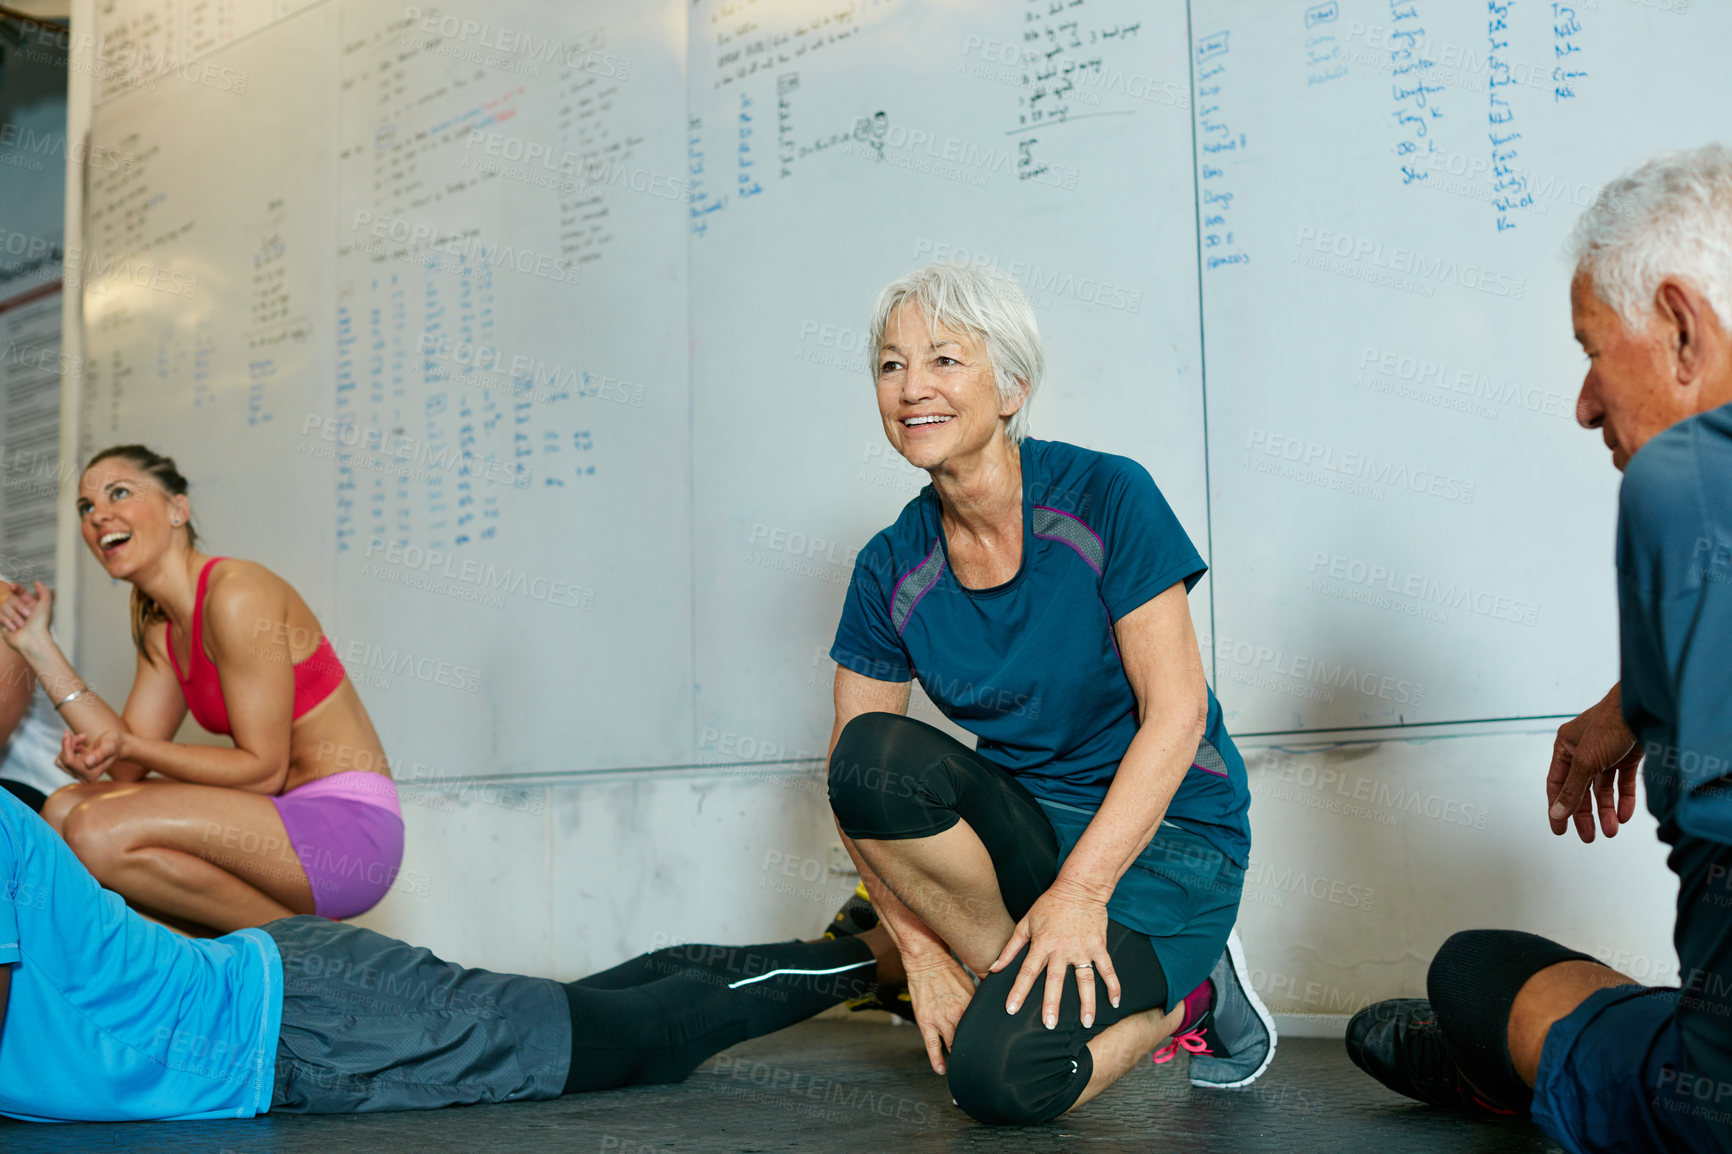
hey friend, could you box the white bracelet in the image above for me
[52,687,90,710]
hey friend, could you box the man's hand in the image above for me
[1547,684,1642,843]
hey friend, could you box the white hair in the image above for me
[1570,143,1732,332]
[869,262,1045,444]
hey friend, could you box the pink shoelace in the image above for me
[1151,1028,1212,1065]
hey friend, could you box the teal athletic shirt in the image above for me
[1617,404,1732,1089]
[832,437,1252,867]
[0,789,282,1121]
[1618,401,1732,843]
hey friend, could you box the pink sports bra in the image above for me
[167,557,346,736]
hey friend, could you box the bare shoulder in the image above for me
[141,617,175,668]
[203,558,294,645]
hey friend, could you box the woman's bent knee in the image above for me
[42,783,99,834]
[59,797,128,874]
[827,713,947,838]
[947,997,1092,1126]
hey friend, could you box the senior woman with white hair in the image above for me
[824,262,1273,1126]
[1349,144,1732,1154]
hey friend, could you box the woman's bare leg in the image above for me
[57,780,314,931]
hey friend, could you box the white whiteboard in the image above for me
[1190,0,1729,733]
[68,0,1728,775]
[78,3,340,704]
[77,0,696,775]
[686,0,1213,762]
[328,0,693,776]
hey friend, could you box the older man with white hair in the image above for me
[1348,144,1732,1154]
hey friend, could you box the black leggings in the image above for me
[0,778,46,813]
[561,936,877,1094]
[828,712,1169,1125]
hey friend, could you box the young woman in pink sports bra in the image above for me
[0,445,403,933]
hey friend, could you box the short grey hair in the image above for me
[1570,143,1732,332]
[869,262,1045,444]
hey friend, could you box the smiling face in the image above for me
[1571,271,1697,472]
[875,300,1023,473]
[76,459,188,580]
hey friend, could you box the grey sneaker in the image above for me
[1182,929,1278,1089]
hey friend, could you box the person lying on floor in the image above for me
[0,787,895,1122]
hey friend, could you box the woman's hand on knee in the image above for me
[903,951,976,1076]
[990,882,1120,1031]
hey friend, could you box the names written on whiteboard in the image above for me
[550,69,632,264]
[688,114,720,235]
[738,91,764,200]
[1388,2,1443,186]
[1551,3,1584,101]
[1487,1,1531,231]
[1194,31,1246,270]
[1303,2,1346,87]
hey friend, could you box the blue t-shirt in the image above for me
[0,790,283,1121]
[832,438,1251,866]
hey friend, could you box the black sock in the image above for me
[1428,929,1596,1109]
[562,936,876,1094]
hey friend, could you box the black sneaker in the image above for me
[1346,999,1524,1119]
[823,883,913,1023]
[824,882,879,940]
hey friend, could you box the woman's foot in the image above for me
[1176,930,1279,1089]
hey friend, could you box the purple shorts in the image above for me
[270,771,405,920]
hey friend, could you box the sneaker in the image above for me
[1345,999,1523,1119]
[823,883,913,1023]
[824,882,879,940]
[1169,929,1278,1089]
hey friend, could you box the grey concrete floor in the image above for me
[4,1022,1565,1153]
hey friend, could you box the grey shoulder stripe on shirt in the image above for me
[1033,506,1105,574]
[891,546,947,634]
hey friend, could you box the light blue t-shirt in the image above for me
[0,789,283,1122]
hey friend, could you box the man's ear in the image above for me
[1655,277,1714,387]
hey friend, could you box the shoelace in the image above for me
[1151,1028,1211,1065]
